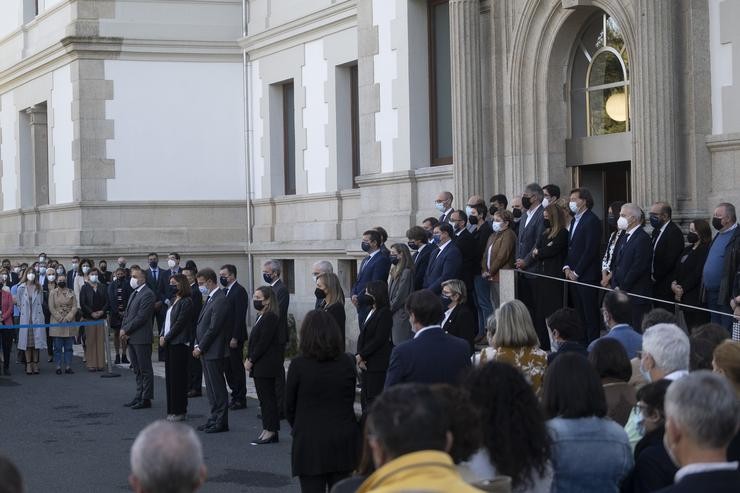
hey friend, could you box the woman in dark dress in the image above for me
[315,272,346,349]
[79,267,108,371]
[355,280,393,414]
[159,274,194,422]
[531,204,569,350]
[286,310,359,493]
[245,285,283,445]
[671,219,711,332]
[440,279,476,354]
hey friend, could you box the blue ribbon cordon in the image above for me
[0,320,106,329]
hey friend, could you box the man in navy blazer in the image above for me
[351,230,391,329]
[423,223,462,295]
[562,188,603,342]
[384,289,470,387]
[611,203,653,330]
[406,226,438,291]
[145,252,171,361]
[515,184,546,321]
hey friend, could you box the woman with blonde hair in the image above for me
[440,279,476,354]
[713,340,740,397]
[316,272,346,348]
[387,243,414,345]
[16,268,46,374]
[490,299,547,393]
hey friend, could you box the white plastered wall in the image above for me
[50,63,74,205]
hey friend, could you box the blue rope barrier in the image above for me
[0,320,106,329]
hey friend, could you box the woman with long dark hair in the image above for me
[286,310,359,492]
[671,219,711,331]
[464,362,552,492]
[315,272,346,348]
[387,243,414,345]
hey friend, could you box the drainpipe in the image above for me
[242,0,255,309]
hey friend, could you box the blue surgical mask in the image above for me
[199,285,209,296]
[432,234,441,245]
[465,206,474,217]
[639,359,652,383]
[435,202,445,212]
[634,408,646,436]
[361,241,371,252]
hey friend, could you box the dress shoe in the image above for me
[167,414,186,422]
[121,355,129,364]
[131,399,152,410]
[187,390,202,398]
[229,400,247,410]
[196,422,214,431]
[64,368,74,374]
[114,355,121,364]
[124,398,141,407]
[204,424,228,433]
[56,368,62,375]
[250,432,278,445]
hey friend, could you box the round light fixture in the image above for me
[605,91,627,122]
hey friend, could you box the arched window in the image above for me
[572,13,630,136]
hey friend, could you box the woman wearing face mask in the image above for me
[74,258,93,358]
[97,260,111,286]
[670,219,711,332]
[43,266,58,362]
[79,267,109,371]
[601,201,626,288]
[0,268,14,375]
[245,286,283,445]
[387,243,414,345]
[481,210,517,314]
[620,379,674,493]
[354,280,393,414]
[16,268,46,375]
[439,279,475,355]
[315,272,346,349]
[48,273,78,374]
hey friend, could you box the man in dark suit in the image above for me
[435,191,454,224]
[384,289,470,387]
[449,210,479,327]
[219,264,249,410]
[351,230,391,329]
[183,267,203,398]
[120,266,156,409]
[407,226,438,291]
[262,259,289,417]
[470,203,494,338]
[648,202,685,305]
[165,252,182,302]
[611,203,653,330]
[562,187,603,342]
[193,268,230,433]
[66,255,80,287]
[515,184,546,320]
[311,260,333,309]
[657,371,740,493]
[146,252,170,361]
[423,223,462,295]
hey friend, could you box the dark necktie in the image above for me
[360,256,369,273]
[427,249,441,273]
[154,270,158,281]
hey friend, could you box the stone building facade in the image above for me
[0,0,738,344]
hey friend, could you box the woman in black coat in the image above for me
[159,274,194,421]
[671,219,711,332]
[286,310,359,493]
[315,272,346,349]
[355,280,393,413]
[531,204,569,350]
[245,285,283,445]
[440,279,476,354]
[79,267,109,371]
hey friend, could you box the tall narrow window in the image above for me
[428,0,452,165]
[349,64,360,187]
[282,82,296,195]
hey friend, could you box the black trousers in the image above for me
[360,370,386,414]
[569,282,601,343]
[253,376,280,432]
[299,471,352,493]
[0,330,13,370]
[188,341,203,392]
[224,341,246,403]
[165,344,189,415]
[275,362,286,417]
[129,343,153,400]
[203,357,228,428]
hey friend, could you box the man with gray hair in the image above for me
[611,202,652,329]
[658,371,740,492]
[640,323,690,383]
[311,261,333,309]
[129,420,206,493]
[703,202,740,331]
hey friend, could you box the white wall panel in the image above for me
[709,0,733,135]
[302,39,329,194]
[372,0,398,173]
[250,59,265,200]
[50,64,73,204]
[0,92,18,210]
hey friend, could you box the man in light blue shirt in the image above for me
[702,202,740,330]
[589,290,642,359]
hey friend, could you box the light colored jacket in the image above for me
[48,287,78,338]
[388,267,413,345]
[17,283,47,350]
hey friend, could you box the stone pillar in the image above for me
[449,0,483,205]
[632,0,677,208]
[26,105,49,207]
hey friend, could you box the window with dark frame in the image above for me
[349,64,360,188]
[282,82,296,195]
[428,0,452,166]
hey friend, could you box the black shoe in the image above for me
[196,423,212,431]
[256,413,262,420]
[56,368,62,375]
[250,432,278,445]
[64,368,74,374]
[121,355,129,364]
[187,390,202,398]
[131,399,151,410]
[124,398,141,407]
[2,367,10,376]
[204,424,228,434]
[114,355,121,364]
[229,400,247,410]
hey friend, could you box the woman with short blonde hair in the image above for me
[713,340,740,397]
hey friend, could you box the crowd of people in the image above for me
[1,183,740,493]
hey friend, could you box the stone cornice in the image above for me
[706,133,740,152]
[239,0,357,58]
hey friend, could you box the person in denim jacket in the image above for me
[543,353,633,493]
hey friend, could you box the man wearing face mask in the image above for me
[448,210,479,330]
[1,259,17,286]
[542,184,562,210]
[658,371,740,492]
[406,226,438,291]
[219,264,249,411]
[145,253,170,361]
[702,202,740,330]
[66,256,80,287]
[182,267,203,397]
[434,191,454,224]
[164,252,181,306]
[464,195,486,233]
[351,230,392,330]
[117,257,130,278]
[121,266,156,409]
[510,195,524,236]
[423,223,462,296]
[514,184,546,322]
[648,202,684,306]
[611,203,653,330]
[260,260,289,415]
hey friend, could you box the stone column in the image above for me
[26,105,49,207]
[449,0,483,205]
[632,0,677,208]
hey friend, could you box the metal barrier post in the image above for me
[100,319,120,379]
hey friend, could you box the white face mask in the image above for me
[617,216,629,230]
[434,202,445,212]
[569,201,579,214]
[167,259,177,268]
[13,267,20,274]
[48,275,56,282]
[130,277,139,290]
[639,358,652,383]
[0,274,6,281]
[39,256,46,263]
[26,273,36,282]
[89,275,98,284]
[542,197,550,208]
[56,268,64,275]
[492,221,503,232]
[71,263,78,270]
[82,265,90,274]
[465,206,474,217]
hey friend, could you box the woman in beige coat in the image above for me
[49,277,78,374]
[481,209,517,312]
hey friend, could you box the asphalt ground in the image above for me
[0,351,300,492]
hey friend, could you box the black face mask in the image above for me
[219,276,229,287]
[468,216,478,226]
[440,294,452,309]
[389,255,399,265]
[489,206,498,216]
[512,208,523,219]
[149,260,158,269]
[521,196,532,210]
[314,288,326,299]
[99,265,107,272]
[57,281,66,289]
[407,241,419,251]
[358,293,375,306]
[686,232,699,244]
[712,217,724,231]
[543,219,551,229]
[607,214,618,228]
[253,300,264,311]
